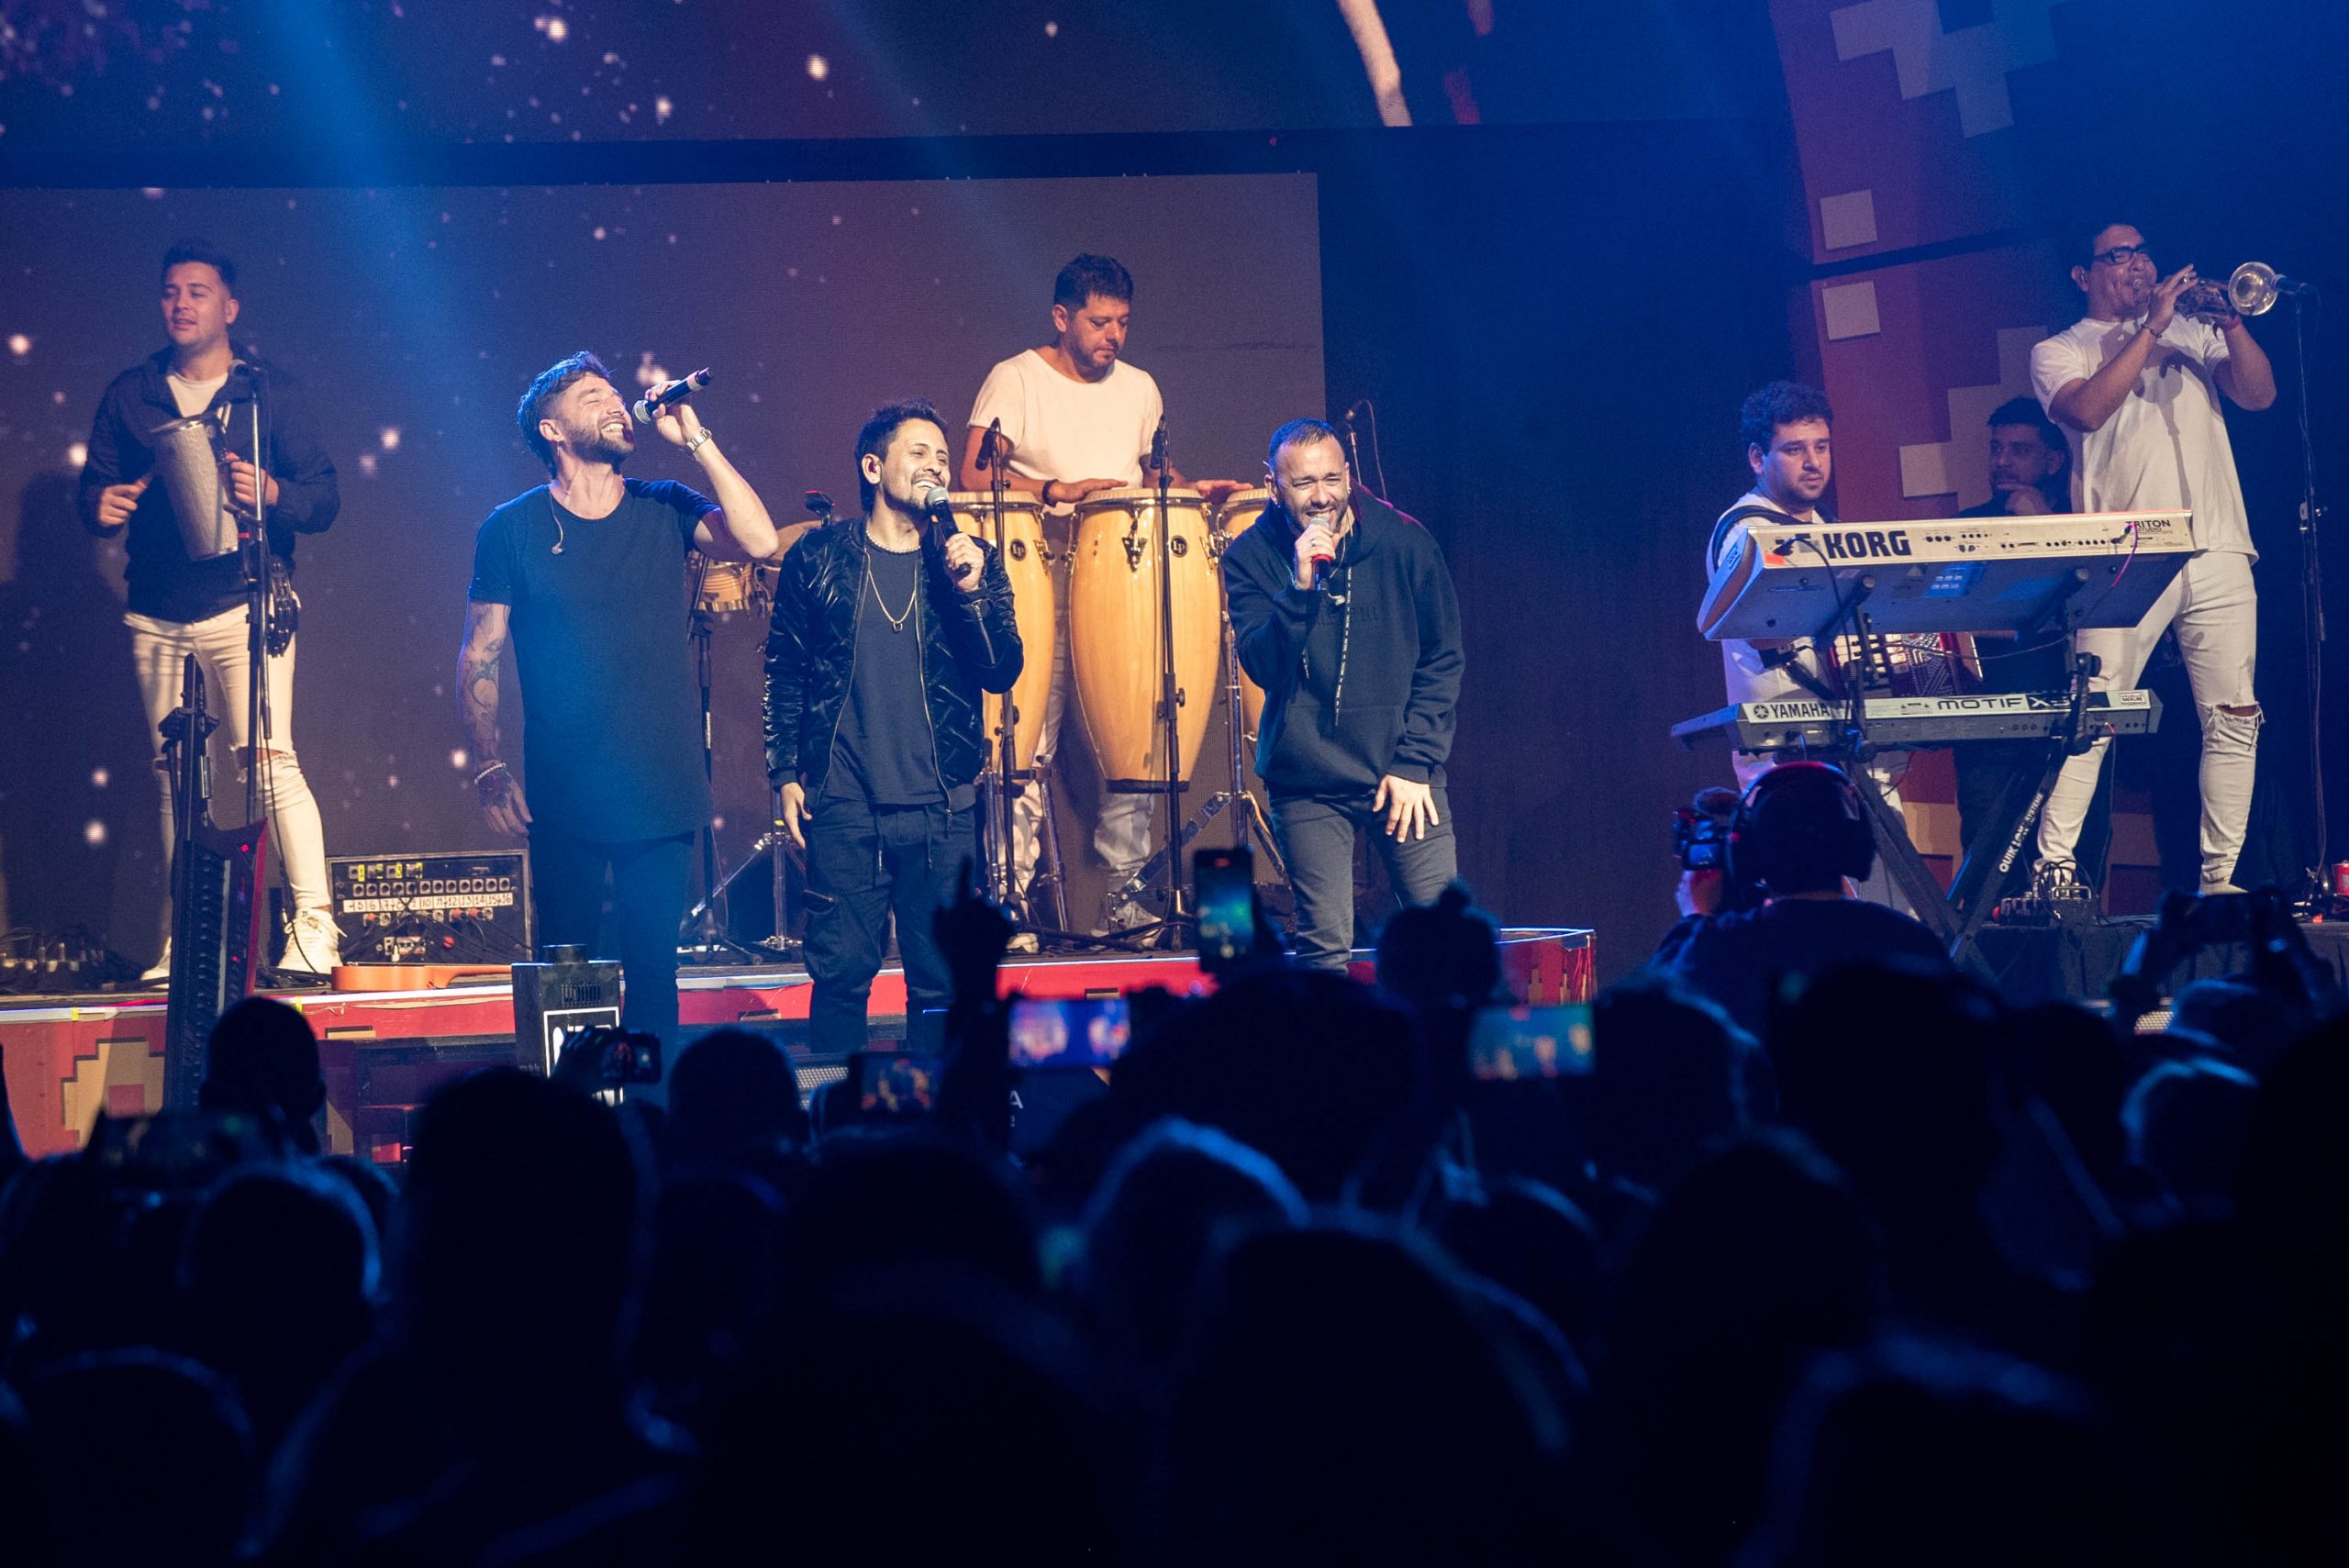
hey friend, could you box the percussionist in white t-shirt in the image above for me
[2031,222,2277,895]
[957,253,1241,932]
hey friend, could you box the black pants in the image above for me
[529,828,693,1049]
[1954,741,2113,895]
[803,794,977,1055]
[1272,785,1458,971]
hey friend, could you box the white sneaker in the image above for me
[139,940,172,986]
[277,909,343,978]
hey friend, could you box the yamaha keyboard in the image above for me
[1699,510,2195,641]
[1671,689,2162,754]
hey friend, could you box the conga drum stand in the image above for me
[1100,527,1291,917]
[971,436,1092,947]
[1105,434,1198,951]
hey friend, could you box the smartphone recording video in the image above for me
[1466,1004,1595,1082]
[855,1051,941,1116]
[1008,996,1132,1069]
[1195,845,1255,973]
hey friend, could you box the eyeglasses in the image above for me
[2089,243,2153,268]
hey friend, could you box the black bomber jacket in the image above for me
[762,515,1023,795]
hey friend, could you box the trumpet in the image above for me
[2179,261,2304,321]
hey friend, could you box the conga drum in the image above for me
[1069,486,1219,792]
[1210,487,1276,750]
[952,493,1053,777]
[689,519,818,617]
[690,557,766,616]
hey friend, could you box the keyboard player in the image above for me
[1707,383,1944,905]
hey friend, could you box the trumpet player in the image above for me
[2029,221,2277,896]
[80,239,343,983]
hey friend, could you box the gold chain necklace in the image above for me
[867,562,917,632]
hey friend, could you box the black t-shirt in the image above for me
[1958,495,2074,694]
[823,542,948,807]
[469,479,715,841]
[1655,897,1956,1037]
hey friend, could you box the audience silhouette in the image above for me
[0,872,2332,1566]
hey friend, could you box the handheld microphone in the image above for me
[977,417,1005,473]
[924,486,981,589]
[631,368,713,423]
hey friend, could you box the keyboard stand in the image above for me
[1859,653,2109,977]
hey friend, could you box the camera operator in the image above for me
[1653,763,1953,1034]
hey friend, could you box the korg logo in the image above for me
[1816,529,1913,561]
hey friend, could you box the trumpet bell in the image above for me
[2228,261,2281,317]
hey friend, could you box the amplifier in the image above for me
[328,851,532,966]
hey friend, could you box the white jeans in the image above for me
[127,605,330,951]
[1722,638,1913,909]
[1010,599,1154,901]
[2037,550,2260,889]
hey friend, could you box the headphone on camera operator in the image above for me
[1678,762,1873,915]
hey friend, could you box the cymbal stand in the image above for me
[678,552,771,964]
[685,784,805,954]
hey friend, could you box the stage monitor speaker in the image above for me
[509,948,622,1076]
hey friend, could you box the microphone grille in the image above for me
[921,485,953,512]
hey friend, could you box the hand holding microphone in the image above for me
[632,368,713,423]
[1294,519,1339,590]
[923,485,985,595]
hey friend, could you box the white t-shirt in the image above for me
[966,349,1163,498]
[167,370,229,420]
[2031,315,2253,560]
[1714,491,1824,706]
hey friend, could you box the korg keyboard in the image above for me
[1698,510,2195,641]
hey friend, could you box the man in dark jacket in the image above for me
[1224,418,1464,970]
[764,401,1022,1052]
[80,238,342,982]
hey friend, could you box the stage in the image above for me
[0,928,1597,1162]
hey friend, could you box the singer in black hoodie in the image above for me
[1224,418,1464,969]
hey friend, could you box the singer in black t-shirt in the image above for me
[461,351,779,1057]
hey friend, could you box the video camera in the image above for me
[1672,786,1741,875]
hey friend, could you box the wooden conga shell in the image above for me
[691,519,817,616]
[1069,487,1219,791]
[951,492,1053,776]
[1212,486,1276,749]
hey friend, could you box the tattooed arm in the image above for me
[459,599,531,838]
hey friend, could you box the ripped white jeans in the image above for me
[127,605,331,953]
[2037,550,2261,889]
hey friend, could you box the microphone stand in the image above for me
[238,364,272,831]
[982,426,1019,910]
[2283,295,2330,904]
[1147,423,1190,941]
